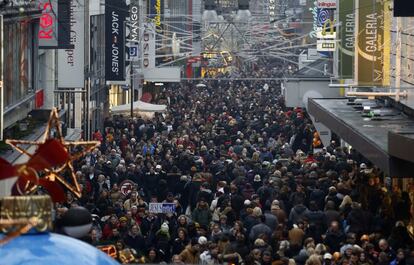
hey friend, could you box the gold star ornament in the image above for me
[5,108,100,198]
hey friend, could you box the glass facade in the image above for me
[90,14,108,133]
[3,21,35,108]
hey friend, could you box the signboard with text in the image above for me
[105,0,127,82]
[316,7,336,53]
[38,0,72,49]
[317,30,336,52]
[356,0,391,86]
[149,203,176,214]
[129,0,140,43]
[317,0,336,9]
[120,180,136,196]
[142,22,156,69]
[338,0,354,79]
[0,15,3,140]
[38,0,58,47]
[57,0,85,88]
[149,0,163,34]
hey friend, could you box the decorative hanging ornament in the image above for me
[1,108,100,198]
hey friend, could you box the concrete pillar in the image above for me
[41,49,56,109]
[74,88,82,129]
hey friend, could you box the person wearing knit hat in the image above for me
[198,236,208,245]
[323,253,332,261]
[155,222,171,259]
[161,222,169,233]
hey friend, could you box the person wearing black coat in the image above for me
[230,232,250,259]
[324,200,342,228]
[347,202,370,235]
[187,176,203,210]
[172,228,189,255]
[230,185,245,218]
[305,201,327,242]
[123,225,146,256]
[387,222,414,251]
[323,221,345,252]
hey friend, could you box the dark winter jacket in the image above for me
[289,204,309,225]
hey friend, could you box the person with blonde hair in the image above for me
[339,195,353,211]
[305,254,322,265]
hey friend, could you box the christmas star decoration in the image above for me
[5,108,100,198]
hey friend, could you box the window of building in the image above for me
[3,21,34,108]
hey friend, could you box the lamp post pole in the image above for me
[130,62,134,118]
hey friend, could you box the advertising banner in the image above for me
[38,0,72,49]
[317,0,336,9]
[316,8,336,53]
[356,0,391,86]
[58,0,85,88]
[142,22,156,70]
[129,0,140,43]
[316,8,335,27]
[338,0,354,79]
[149,0,163,33]
[119,180,136,196]
[0,15,3,140]
[317,30,336,52]
[57,0,72,49]
[149,203,176,214]
[38,0,58,48]
[105,0,127,82]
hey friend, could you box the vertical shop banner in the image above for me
[149,0,163,34]
[57,0,72,49]
[129,0,140,43]
[38,0,72,49]
[105,0,127,81]
[356,0,391,86]
[316,6,336,53]
[338,0,354,79]
[127,0,140,63]
[0,15,3,140]
[142,22,156,70]
[58,0,85,88]
[38,0,58,47]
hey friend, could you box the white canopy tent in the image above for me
[111,100,167,115]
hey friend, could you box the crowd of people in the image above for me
[57,79,414,265]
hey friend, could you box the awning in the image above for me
[308,98,414,177]
[110,100,167,114]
